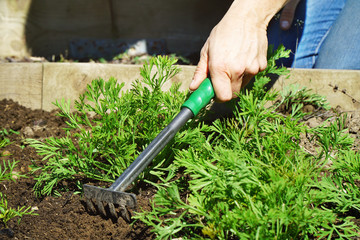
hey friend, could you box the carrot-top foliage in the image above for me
[28,49,360,239]
[133,48,360,239]
[28,55,210,196]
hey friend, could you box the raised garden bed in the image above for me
[1,53,360,239]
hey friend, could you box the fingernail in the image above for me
[281,21,290,30]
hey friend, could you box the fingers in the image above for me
[210,59,266,102]
[192,56,235,102]
[190,12,269,102]
[190,42,238,102]
[279,0,301,30]
[240,57,267,90]
[209,66,234,102]
[191,54,267,102]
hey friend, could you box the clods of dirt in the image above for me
[0,99,155,240]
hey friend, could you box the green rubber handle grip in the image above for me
[181,78,215,116]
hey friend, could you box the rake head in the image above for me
[83,184,137,222]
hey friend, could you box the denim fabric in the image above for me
[267,0,306,67]
[265,0,359,69]
[315,0,360,69]
[292,0,347,68]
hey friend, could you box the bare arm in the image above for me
[190,0,289,102]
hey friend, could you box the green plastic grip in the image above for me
[181,78,215,116]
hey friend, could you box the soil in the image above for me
[0,99,155,240]
[0,99,360,239]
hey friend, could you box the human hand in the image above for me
[190,0,287,102]
[190,15,268,102]
[279,0,302,30]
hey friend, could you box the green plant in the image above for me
[28,47,360,238]
[0,128,25,182]
[112,52,191,65]
[276,83,330,119]
[0,160,24,183]
[168,53,191,65]
[0,192,36,227]
[0,129,18,150]
[133,46,360,239]
[28,55,209,197]
[279,83,330,109]
[0,159,36,227]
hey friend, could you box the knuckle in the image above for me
[231,66,246,78]
[246,65,260,76]
[224,61,245,78]
[216,94,232,103]
[259,58,268,72]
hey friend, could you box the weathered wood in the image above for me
[1,62,360,112]
[42,63,141,110]
[274,69,360,111]
[41,63,194,111]
[0,0,32,57]
[0,63,42,109]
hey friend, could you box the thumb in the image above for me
[279,0,301,30]
[190,57,208,91]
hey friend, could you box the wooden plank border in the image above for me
[0,63,43,109]
[273,69,360,111]
[1,63,360,111]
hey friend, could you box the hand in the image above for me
[190,0,287,102]
[279,0,302,30]
[190,15,268,102]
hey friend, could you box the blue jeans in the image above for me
[314,0,360,69]
[268,0,360,70]
[267,0,306,67]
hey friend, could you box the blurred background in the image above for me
[0,0,232,64]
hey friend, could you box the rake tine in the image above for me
[119,205,131,222]
[95,200,107,217]
[83,184,137,220]
[85,198,96,214]
[108,203,118,219]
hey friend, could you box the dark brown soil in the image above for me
[1,99,360,239]
[0,99,155,240]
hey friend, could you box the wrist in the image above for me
[226,0,288,27]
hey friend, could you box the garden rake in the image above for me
[83,78,214,221]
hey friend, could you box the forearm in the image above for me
[225,0,289,27]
